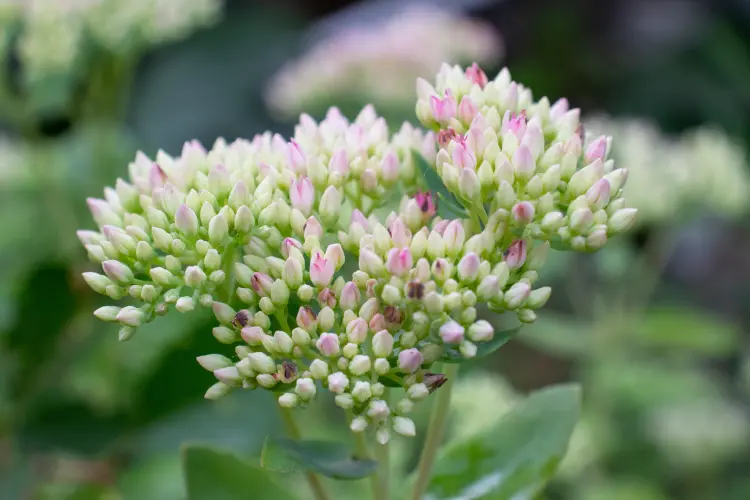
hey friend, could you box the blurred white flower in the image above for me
[646,400,749,468]
[586,117,750,225]
[265,6,503,118]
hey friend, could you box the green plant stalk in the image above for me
[373,388,391,500]
[279,407,331,500]
[411,363,459,500]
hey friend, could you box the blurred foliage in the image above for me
[1,0,750,498]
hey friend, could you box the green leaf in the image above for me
[635,307,739,356]
[412,150,466,218]
[260,436,377,480]
[518,314,592,358]
[182,444,292,500]
[442,326,523,363]
[425,383,581,500]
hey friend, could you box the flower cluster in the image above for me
[586,117,750,224]
[78,64,635,443]
[4,0,220,85]
[265,6,502,118]
[416,64,636,252]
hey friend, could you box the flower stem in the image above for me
[373,389,391,500]
[411,363,458,500]
[279,407,330,500]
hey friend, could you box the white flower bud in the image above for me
[374,358,390,375]
[468,320,494,342]
[176,296,195,312]
[349,355,372,376]
[204,382,232,400]
[278,393,300,408]
[214,366,242,385]
[367,399,390,421]
[116,306,143,327]
[407,383,429,401]
[335,393,354,409]
[309,359,329,380]
[608,208,638,234]
[102,260,134,284]
[248,352,276,374]
[327,372,349,394]
[94,306,121,322]
[352,381,372,402]
[208,214,229,245]
[295,377,317,400]
[393,417,416,437]
[350,416,368,433]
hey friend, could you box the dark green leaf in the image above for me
[442,326,523,363]
[182,444,292,500]
[378,376,403,388]
[260,437,377,480]
[425,383,581,500]
[412,150,466,218]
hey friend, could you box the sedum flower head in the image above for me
[79,64,634,441]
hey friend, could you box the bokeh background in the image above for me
[2,0,750,498]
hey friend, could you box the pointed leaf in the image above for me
[182,444,292,500]
[424,384,581,500]
[441,326,523,363]
[412,150,466,218]
[261,437,377,480]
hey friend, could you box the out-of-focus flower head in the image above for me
[265,6,503,119]
[586,117,750,225]
[449,371,517,440]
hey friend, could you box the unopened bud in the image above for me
[398,348,424,373]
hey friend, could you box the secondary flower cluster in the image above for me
[265,5,502,118]
[586,116,750,224]
[78,64,635,443]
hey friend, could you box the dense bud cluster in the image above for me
[78,64,635,442]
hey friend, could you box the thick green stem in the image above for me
[279,407,331,500]
[411,363,458,500]
[373,389,391,500]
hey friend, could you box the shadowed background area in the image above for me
[1,0,750,498]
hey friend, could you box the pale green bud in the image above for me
[424,291,444,314]
[382,284,401,305]
[407,383,429,401]
[460,340,477,358]
[396,398,414,414]
[234,205,254,233]
[310,359,329,379]
[527,287,551,309]
[165,255,182,274]
[260,297,275,314]
[274,331,294,354]
[518,309,537,323]
[176,296,195,312]
[608,208,637,234]
[297,285,314,302]
[94,306,121,322]
[282,258,304,289]
[115,306,143,327]
[319,186,342,226]
[82,272,112,294]
[204,382,232,400]
[248,352,276,374]
[208,214,229,245]
[212,301,236,325]
[352,381,372,402]
[318,307,335,331]
[393,417,416,437]
[458,168,480,201]
[147,207,169,229]
[257,374,277,388]
[102,260,134,284]
[569,208,594,233]
[374,358,390,375]
[350,416,368,432]
[197,354,233,372]
[541,211,565,232]
[271,279,290,306]
[292,327,311,346]
[359,297,379,322]
[150,267,175,286]
[410,229,428,258]
[496,181,516,210]
[343,343,359,359]
[204,249,221,271]
[335,394,354,409]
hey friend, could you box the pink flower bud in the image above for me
[380,151,400,183]
[317,288,336,308]
[443,220,466,255]
[505,282,531,309]
[251,272,273,297]
[281,237,302,259]
[457,253,480,282]
[327,372,349,393]
[324,243,345,270]
[432,219,450,236]
[585,178,611,210]
[549,97,569,122]
[346,317,368,344]
[512,145,535,180]
[585,136,608,164]
[439,320,465,344]
[504,240,527,270]
[502,111,527,139]
[388,217,411,248]
[87,198,121,227]
[512,201,535,224]
[414,191,436,221]
[296,306,317,330]
[149,163,167,189]
[241,326,264,345]
[452,142,476,170]
[398,348,424,373]
[458,96,478,123]
[386,247,413,277]
[102,260,133,284]
[287,139,306,172]
[369,313,387,332]
[316,332,340,357]
[465,63,488,88]
[304,216,323,239]
[175,204,199,236]
[310,250,335,287]
[339,282,361,310]
[290,176,314,216]
[429,89,457,123]
[351,209,371,231]
[328,148,349,175]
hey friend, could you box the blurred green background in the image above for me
[2,0,750,498]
